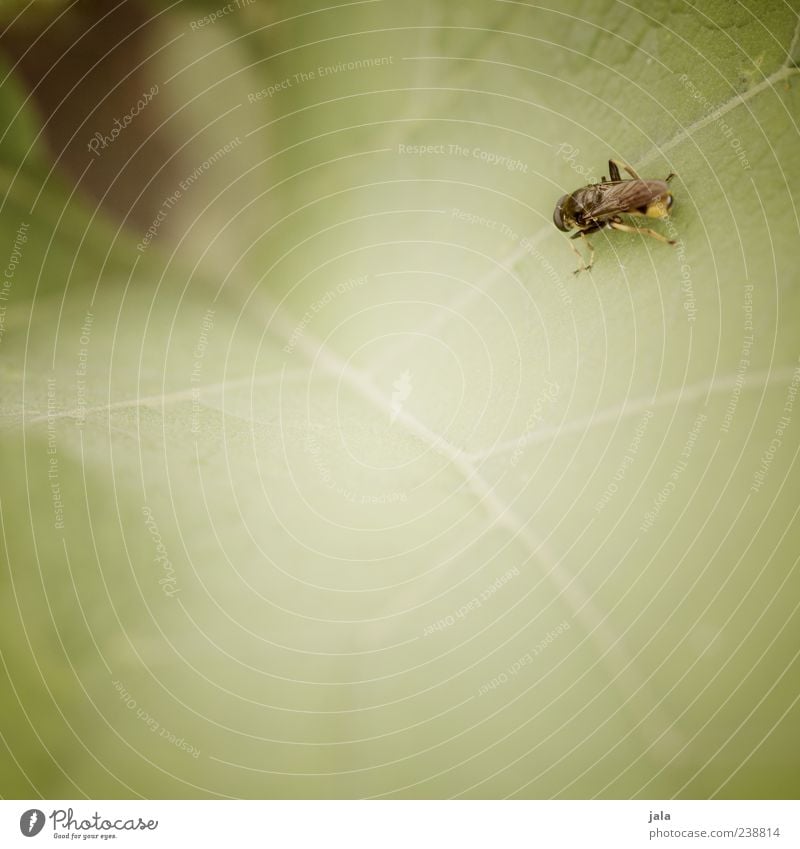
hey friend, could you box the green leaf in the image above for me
[1,0,799,799]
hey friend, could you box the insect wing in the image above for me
[586,180,664,220]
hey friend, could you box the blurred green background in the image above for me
[0,0,799,799]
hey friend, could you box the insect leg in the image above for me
[610,159,641,180]
[568,238,588,275]
[581,234,596,272]
[609,220,676,245]
[570,221,605,238]
[567,231,599,274]
[608,160,621,181]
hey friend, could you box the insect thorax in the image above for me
[569,185,604,226]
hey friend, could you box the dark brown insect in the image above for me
[553,159,677,274]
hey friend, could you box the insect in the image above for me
[553,159,677,274]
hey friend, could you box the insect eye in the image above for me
[665,194,673,209]
[553,195,570,231]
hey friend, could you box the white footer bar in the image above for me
[2,800,797,847]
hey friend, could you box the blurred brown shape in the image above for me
[0,0,177,231]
